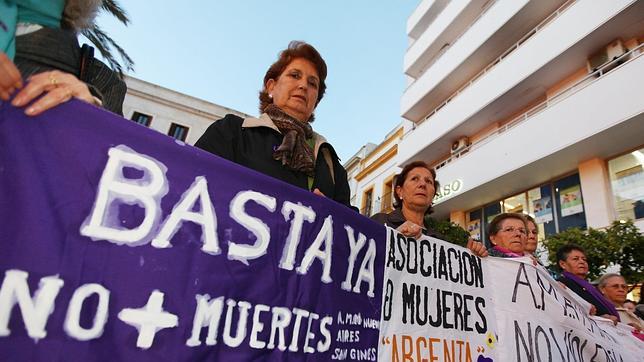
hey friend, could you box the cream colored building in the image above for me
[397,0,644,243]
[345,125,405,216]
[122,76,250,145]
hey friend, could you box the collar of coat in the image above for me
[242,113,328,158]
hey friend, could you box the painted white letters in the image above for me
[81,146,168,245]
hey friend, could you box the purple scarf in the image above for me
[492,245,524,257]
[562,271,620,320]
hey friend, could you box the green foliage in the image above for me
[425,217,470,247]
[543,220,643,282]
[605,220,644,283]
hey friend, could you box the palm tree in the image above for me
[72,0,134,77]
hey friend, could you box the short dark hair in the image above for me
[392,161,439,213]
[259,41,327,118]
[556,244,586,264]
[487,213,527,240]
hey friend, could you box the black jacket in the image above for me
[195,114,352,208]
[15,27,126,115]
[371,208,444,239]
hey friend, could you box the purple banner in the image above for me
[0,100,384,361]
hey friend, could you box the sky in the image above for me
[94,1,419,161]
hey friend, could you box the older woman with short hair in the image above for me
[598,273,643,330]
[557,245,619,322]
[487,213,529,257]
[371,161,487,256]
[195,41,351,207]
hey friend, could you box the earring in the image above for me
[268,94,273,99]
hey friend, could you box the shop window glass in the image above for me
[526,186,556,239]
[608,148,644,220]
[554,174,586,231]
[483,202,502,246]
[502,193,527,214]
[467,209,482,241]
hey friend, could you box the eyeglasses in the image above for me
[500,227,527,235]
[606,284,628,290]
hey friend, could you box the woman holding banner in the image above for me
[486,213,530,258]
[557,244,620,323]
[371,161,488,256]
[195,41,352,208]
[598,273,643,333]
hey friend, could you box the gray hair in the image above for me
[597,273,623,289]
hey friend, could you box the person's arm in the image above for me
[333,161,353,208]
[194,114,242,161]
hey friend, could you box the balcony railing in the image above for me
[409,0,576,122]
[432,43,644,171]
[406,0,499,83]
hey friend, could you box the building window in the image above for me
[525,185,556,240]
[381,176,394,213]
[168,123,189,141]
[362,188,374,217]
[467,209,482,242]
[473,173,586,246]
[554,173,586,232]
[608,148,644,221]
[131,111,152,127]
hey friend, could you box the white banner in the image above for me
[379,227,644,362]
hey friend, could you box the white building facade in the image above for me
[122,76,250,145]
[398,0,644,243]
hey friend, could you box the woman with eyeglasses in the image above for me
[486,213,529,257]
[598,273,643,333]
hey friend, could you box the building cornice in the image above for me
[362,127,403,165]
[355,145,398,182]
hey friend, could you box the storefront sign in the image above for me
[433,179,464,204]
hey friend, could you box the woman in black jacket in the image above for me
[195,41,352,208]
[371,161,487,256]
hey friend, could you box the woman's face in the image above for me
[266,57,320,122]
[525,221,538,254]
[559,249,588,278]
[599,276,628,306]
[489,218,526,254]
[395,167,435,212]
